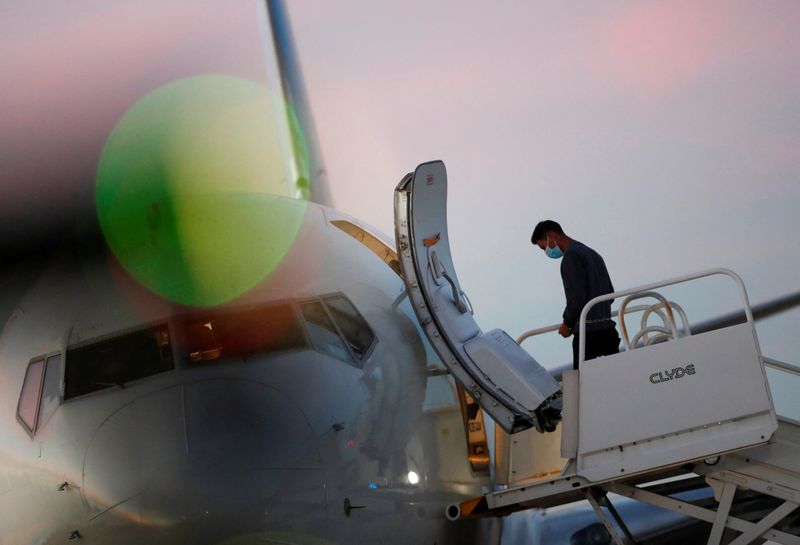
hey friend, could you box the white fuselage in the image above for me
[0,199,489,544]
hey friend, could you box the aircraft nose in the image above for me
[82,380,323,535]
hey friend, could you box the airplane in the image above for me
[2,2,799,545]
[0,1,498,543]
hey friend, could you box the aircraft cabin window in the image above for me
[65,325,173,399]
[300,301,356,364]
[322,295,376,360]
[17,358,45,433]
[181,303,307,363]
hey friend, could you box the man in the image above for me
[531,220,620,370]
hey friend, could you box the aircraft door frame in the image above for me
[393,161,560,434]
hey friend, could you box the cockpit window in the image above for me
[38,354,62,429]
[65,325,172,399]
[18,358,44,433]
[299,294,377,368]
[180,303,307,363]
[18,354,63,435]
[322,295,376,360]
[300,301,355,364]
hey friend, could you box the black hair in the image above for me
[531,220,564,245]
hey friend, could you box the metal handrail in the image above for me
[642,301,691,338]
[516,323,561,344]
[764,356,800,376]
[578,268,753,366]
[516,304,662,345]
[618,291,679,350]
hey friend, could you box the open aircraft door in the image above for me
[394,160,561,434]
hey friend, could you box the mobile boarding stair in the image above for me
[394,160,800,545]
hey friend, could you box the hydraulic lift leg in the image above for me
[728,501,799,545]
[585,487,637,545]
[708,481,738,545]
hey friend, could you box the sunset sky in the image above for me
[288,1,800,366]
[1,1,798,369]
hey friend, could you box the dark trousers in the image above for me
[572,328,621,370]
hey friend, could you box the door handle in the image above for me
[431,251,468,314]
[441,269,469,314]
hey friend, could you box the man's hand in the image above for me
[558,323,572,338]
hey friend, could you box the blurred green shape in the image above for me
[96,75,309,307]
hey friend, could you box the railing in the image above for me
[577,268,752,366]
[518,268,754,376]
[517,303,688,380]
[516,269,799,426]
[517,304,661,345]
[764,357,800,425]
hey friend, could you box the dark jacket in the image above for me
[560,240,615,333]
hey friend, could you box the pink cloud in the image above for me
[590,1,728,101]
[2,1,265,137]
[0,0,269,204]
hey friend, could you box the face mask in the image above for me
[545,236,563,259]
